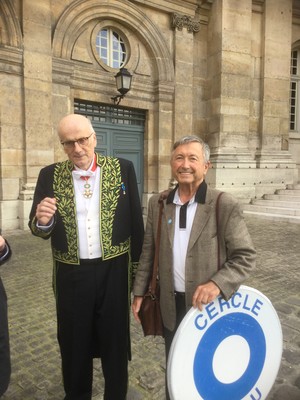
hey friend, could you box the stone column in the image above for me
[19,0,53,229]
[0,2,23,229]
[0,53,23,230]
[150,82,174,193]
[256,0,293,165]
[172,13,200,140]
[208,0,253,160]
[206,0,256,200]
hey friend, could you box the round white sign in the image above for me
[167,285,282,400]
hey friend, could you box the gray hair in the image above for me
[172,135,210,163]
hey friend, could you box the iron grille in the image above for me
[74,99,145,126]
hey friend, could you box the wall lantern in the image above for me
[111,67,133,105]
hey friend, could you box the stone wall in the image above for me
[0,0,299,229]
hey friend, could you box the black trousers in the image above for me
[55,255,129,400]
[0,277,10,397]
[163,292,186,400]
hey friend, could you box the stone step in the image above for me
[243,210,300,223]
[251,199,300,208]
[275,189,300,195]
[263,193,300,201]
[243,204,300,216]
[243,183,300,223]
[287,183,300,190]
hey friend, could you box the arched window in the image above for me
[95,28,126,68]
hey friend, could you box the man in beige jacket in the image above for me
[132,135,256,400]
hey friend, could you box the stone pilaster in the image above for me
[20,0,53,229]
[207,0,253,161]
[172,13,199,140]
[0,50,23,230]
[205,0,257,200]
[256,0,293,165]
[150,82,174,193]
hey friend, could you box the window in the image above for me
[290,50,300,131]
[95,29,126,68]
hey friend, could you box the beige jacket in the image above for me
[133,183,256,331]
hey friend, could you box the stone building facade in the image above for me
[0,0,299,230]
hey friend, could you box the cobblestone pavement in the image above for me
[0,215,300,400]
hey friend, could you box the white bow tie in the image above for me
[72,170,96,179]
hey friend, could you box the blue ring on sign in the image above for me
[193,312,266,400]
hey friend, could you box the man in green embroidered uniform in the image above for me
[29,114,144,400]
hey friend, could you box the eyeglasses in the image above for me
[61,132,94,149]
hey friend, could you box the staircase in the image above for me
[243,184,300,223]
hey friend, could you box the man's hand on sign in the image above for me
[192,281,220,310]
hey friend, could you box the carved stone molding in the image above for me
[171,12,200,33]
[0,0,23,47]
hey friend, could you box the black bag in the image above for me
[138,200,164,337]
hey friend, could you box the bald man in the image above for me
[29,114,144,400]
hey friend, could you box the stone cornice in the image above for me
[293,0,300,20]
[252,0,264,13]
[198,0,213,5]
[0,46,23,74]
[130,0,198,16]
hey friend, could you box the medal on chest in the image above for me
[81,176,93,199]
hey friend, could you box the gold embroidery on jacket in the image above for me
[53,160,78,264]
[97,154,130,259]
[51,155,130,263]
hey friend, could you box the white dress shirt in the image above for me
[172,190,197,292]
[72,165,102,259]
